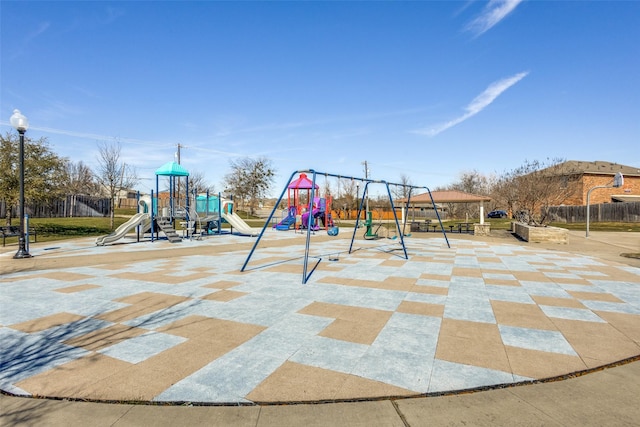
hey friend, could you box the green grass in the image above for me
[3,216,129,245]
[3,215,637,247]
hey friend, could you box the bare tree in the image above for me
[58,160,100,217]
[61,160,98,195]
[495,158,579,225]
[446,169,493,219]
[392,173,413,200]
[223,157,275,215]
[188,170,215,195]
[93,142,138,229]
[332,177,360,219]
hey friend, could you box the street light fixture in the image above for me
[10,109,32,259]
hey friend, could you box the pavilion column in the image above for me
[480,201,485,224]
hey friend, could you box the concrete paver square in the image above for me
[491,301,558,330]
[97,292,190,323]
[10,312,85,333]
[15,353,131,398]
[436,319,511,373]
[54,284,102,293]
[63,323,148,351]
[504,346,587,379]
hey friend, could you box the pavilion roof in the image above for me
[400,190,491,204]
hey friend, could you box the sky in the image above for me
[1,0,639,198]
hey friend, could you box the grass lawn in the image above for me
[3,216,130,245]
[2,214,637,247]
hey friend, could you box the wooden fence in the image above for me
[1,195,111,219]
[544,202,640,223]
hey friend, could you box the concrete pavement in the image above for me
[2,359,639,426]
[1,228,639,425]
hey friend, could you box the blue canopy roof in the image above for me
[155,161,189,177]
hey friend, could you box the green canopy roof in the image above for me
[155,161,189,177]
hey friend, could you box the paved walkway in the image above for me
[1,229,639,425]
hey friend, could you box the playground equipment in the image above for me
[152,161,191,243]
[361,211,400,240]
[300,196,334,231]
[242,169,449,284]
[95,195,152,246]
[152,161,258,240]
[363,211,378,239]
[274,173,334,231]
[192,193,260,236]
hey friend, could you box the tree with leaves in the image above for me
[93,142,138,229]
[0,132,67,225]
[223,157,276,215]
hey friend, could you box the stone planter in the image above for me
[474,223,491,236]
[512,222,568,243]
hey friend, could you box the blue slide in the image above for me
[274,207,297,230]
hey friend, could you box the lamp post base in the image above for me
[13,237,32,259]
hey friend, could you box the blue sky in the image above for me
[2,1,639,197]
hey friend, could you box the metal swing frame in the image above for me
[241,169,449,284]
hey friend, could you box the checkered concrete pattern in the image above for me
[1,234,639,403]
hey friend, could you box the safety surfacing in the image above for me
[1,234,639,404]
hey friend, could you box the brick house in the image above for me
[545,161,640,205]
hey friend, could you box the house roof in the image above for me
[551,161,640,177]
[399,190,491,204]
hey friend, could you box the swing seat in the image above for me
[327,226,339,236]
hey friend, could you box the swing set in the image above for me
[241,169,450,284]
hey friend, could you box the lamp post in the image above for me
[586,172,624,238]
[10,109,32,259]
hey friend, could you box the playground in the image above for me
[95,161,263,247]
[2,222,639,404]
[94,168,447,254]
[1,168,639,425]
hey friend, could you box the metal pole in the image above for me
[586,185,611,238]
[14,129,31,259]
[586,189,592,238]
[302,171,317,283]
[385,181,408,259]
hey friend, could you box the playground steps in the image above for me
[156,218,182,243]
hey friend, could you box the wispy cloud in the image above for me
[103,6,125,25]
[26,21,51,44]
[414,71,529,137]
[8,21,50,59]
[0,122,169,147]
[466,0,524,36]
[212,107,425,138]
